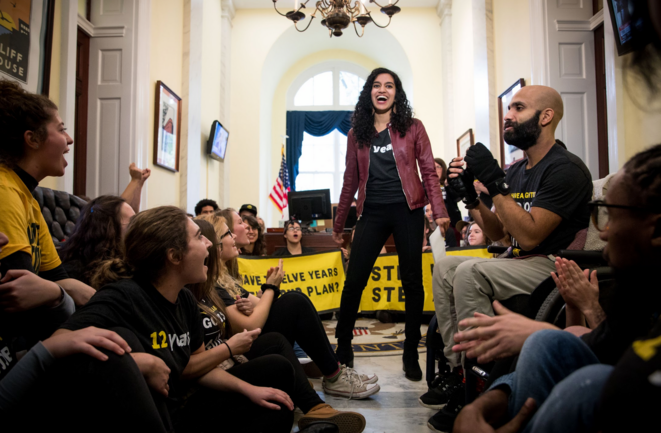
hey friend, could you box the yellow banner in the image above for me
[237,247,492,313]
[237,251,346,313]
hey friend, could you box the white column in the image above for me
[219,0,235,208]
[438,0,455,161]
[180,0,204,213]
[57,0,78,193]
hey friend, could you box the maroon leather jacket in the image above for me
[334,119,448,233]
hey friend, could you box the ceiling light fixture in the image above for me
[272,0,401,38]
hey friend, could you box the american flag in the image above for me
[269,146,291,215]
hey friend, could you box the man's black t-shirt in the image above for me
[596,318,661,433]
[505,144,592,256]
[60,278,204,395]
[365,128,406,205]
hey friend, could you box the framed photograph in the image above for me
[0,0,55,95]
[456,129,474,158]
[498,78,526,169]
[153,81,182,172]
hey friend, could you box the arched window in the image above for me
[287,62,367,202]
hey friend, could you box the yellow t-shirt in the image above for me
[0,165,61,274]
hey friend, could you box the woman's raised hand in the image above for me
[266,259,285,287]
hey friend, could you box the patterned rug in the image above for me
[323,318,428,357]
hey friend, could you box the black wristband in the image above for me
[224,341,233,359]
[464,198,481,210]
[262,284,281,299]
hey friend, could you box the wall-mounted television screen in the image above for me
[206,120,229,161]
[607,0,653,56]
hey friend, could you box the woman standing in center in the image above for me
[333,67,450,381]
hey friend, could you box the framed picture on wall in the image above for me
[153,81,182,172]
[0,0,56,95]
[456,128,474,158]
[498,78,526,169]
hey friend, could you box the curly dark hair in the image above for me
[623,0,661,99]
[59,196,127,286]
[352,67,413,148]
[0,79,58,167]
[242,214,265,256]
[622,144,661,210]
[195,198,219,216]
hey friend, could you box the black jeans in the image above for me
[4,327,170,433]
[179,353,295,433]
[335,202,425,347]
[244,332,324,413]
[263,291,339,376]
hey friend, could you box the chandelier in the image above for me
[272,0,401,38]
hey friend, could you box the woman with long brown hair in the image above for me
[191,217,367,432]
[56,206,296,433]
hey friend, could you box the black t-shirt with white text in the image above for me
[365,129,406,205]
[505,144,592,256]
[60,278,204,396]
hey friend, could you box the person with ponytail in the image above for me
[198,213,380,402]
[55,206,297,433]
[332,67,450,380]
[190,218,368,432]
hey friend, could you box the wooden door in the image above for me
[74,28,91,197]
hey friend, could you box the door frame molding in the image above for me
[57,1,151,199]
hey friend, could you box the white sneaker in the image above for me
[343,364,378,384]
[323,365,380,399]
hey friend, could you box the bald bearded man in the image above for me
[423,85,593,433]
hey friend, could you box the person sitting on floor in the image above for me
[198,213,380,401]
[59,196,134,287]
[424,85,593,431]
[55,206,298,433]
[241,214,265,257]
[272,220,316,256]
[0,79,96,308]
[452,143,661,433]
[194,198,219,216]
[190,218,367,432]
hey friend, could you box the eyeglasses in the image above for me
[220,229,233,240]
[588,200,658,232]
[287,227,302,232]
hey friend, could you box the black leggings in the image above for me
[178,353,295,433]
[4,327,169,433]
[263,291,339,376]
[243,332,323,413]
[335,202,425,347]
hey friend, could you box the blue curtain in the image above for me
[286,110,353,191]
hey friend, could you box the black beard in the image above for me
[504,110,542,150]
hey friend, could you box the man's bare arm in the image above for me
[469,202,506,243]
[491,194,562,252]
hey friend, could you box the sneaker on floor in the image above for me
[342,365,378,385]
[323,365,380,399]
[418,370,463,409]
[298,403,366,433]
[426,383,465,433]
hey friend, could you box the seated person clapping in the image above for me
[453,144,661,433]
[189,218,368,431]
[272,220,316,256]
[197,213,380,400]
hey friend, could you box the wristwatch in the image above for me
[487,178,511,197]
